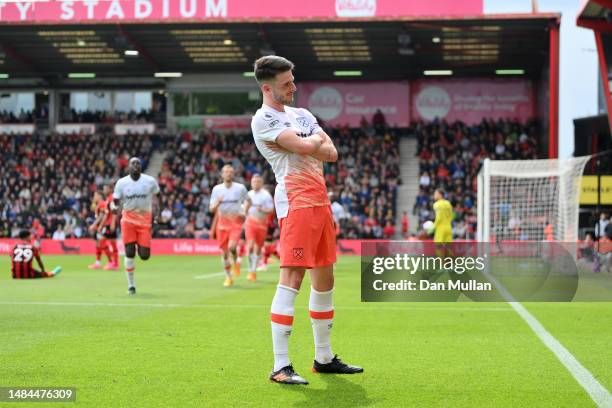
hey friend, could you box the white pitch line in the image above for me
[509,301,612,408]
[0,301,262,309]
[483,268,612,407]
[0,300,511,312]
[193,272,226,280]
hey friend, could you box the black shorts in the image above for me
[103,228,117,239]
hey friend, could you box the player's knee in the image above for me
[281,267,305,289]
[139,250,151,260]
[125,244,136,258]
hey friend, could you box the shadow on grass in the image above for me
[283,374,380,407]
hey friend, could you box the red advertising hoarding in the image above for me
[0,239,363,256]
[296,82,410,127]
[0,0,482,24]
[411,79,535,123]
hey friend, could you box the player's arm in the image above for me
[109,212,117,232]
[111,181,122,214]
[209,194,224,213]
[34,252,45,273]
[89,213,101,232]
[210,212,218,239]
[309,130,338,163]
[243,196,252,217]
[94,210,108,232]
[111,198,121,214]
[272,129,325,155]
[433,205,441,230]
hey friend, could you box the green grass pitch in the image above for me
[1,255,612,407]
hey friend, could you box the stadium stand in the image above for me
[0,132,163,238]
[0,109,40,124]
[413,118,542,239]
[59,109,157,124]
[0,117,539,241]
[325,120,402,239]
[156,117,402,239]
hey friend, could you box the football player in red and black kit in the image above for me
[11,230,61,279]
[99,184,119,270]
[88,186,119,270]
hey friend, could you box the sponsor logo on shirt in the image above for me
[125,193,149,200]
[269,119,280,128]
[263,112,275,121]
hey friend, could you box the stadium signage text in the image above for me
[0,0,482,23]
[411,79,535,123]
[298,82,410,127]
[580,176,612,205]
[0,0,228,22]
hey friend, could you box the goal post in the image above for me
[477,156,591,244]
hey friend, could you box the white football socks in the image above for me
[270,284,298,372]
[125,257,135,288]
[309,287,334,364]
[222,257,231,278]
[249,253,259,272]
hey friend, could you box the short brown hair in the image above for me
[253,56,294,83]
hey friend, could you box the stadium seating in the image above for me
[157,121,402,239]
[0,118,539,241]
[0,109,39,123]
[0,132,162,238]
[59,109,157,124]
[413,118,541,239]
[325,123,401,238]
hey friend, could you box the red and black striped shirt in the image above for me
[11,243,39,279]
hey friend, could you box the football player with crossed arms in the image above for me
[251,55,362,385]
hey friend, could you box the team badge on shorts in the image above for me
[292,248,304,260]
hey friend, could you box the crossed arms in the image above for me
[264,129,338,162]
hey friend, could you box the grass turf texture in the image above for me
[1,255,611,407]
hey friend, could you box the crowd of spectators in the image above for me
[155,113,402,239]
[0,109,45,124]
[325,118,402,239]
[413,118,542,239]
[1,115,543,242]
[0,132,165,239]
[155,130,271,239]
[59,108,158,124]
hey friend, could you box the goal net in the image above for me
[477,156,590,244]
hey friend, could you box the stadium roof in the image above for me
[0,13,558,86]
[577,0,612,31]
